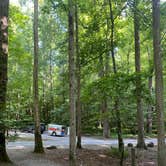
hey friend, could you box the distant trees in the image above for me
[0,0,11,162]
[1,1,166,165]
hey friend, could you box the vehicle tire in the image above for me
[52,132,56,136]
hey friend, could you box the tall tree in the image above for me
[133,0,146,149]
[108,0,124,164]
[152,0,166,165]
[102,18,111,139]
[0,0,11,162]
[75,2,82,149]
[33,0,44,153]
[98,54,107,137]
[98,55,110,138]
[146,47,153,134]
[68,0,76,164]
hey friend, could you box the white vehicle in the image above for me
[48,124,67,136]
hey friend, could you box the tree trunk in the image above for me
[133,0,146,149]
[114,100,124,166]
[98,53,110,138]
[42,74,46,123]
[127,50,130,74]
[102,100,110,138]
[33,0,44,153]
[108,0,124,164]
[68,0,76,165]
[146,48,153,134]
[49,50,54,112]
[75,2,82,149]
[0,0,11,163]
[146,77,153,134]
[152,0,166,165]
[102,18,110,139]
[108,0,116,73]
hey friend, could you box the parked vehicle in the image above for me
[48,124,67,136]
[21,123,46,134]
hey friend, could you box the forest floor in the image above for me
[0,146,157,166]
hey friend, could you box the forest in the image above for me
[0,0,166,165]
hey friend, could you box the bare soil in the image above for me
[0,147,157,166]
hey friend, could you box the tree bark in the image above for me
[146,77,153,134]
[75,2,82,149]
[33,0,44,153]
[102,100,110,138]
[146,47,153,134]
[108,0,116,74]
[0,0,11,163]
[102,18,111,139]
[68,0,76,165]
[98,53,110,138]
[126,50,130,74]
[49,50,54,112]
[133,0,146,149]
[152,0,166,165]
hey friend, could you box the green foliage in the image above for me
[82,72,153,104]
[6,0,165,136]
